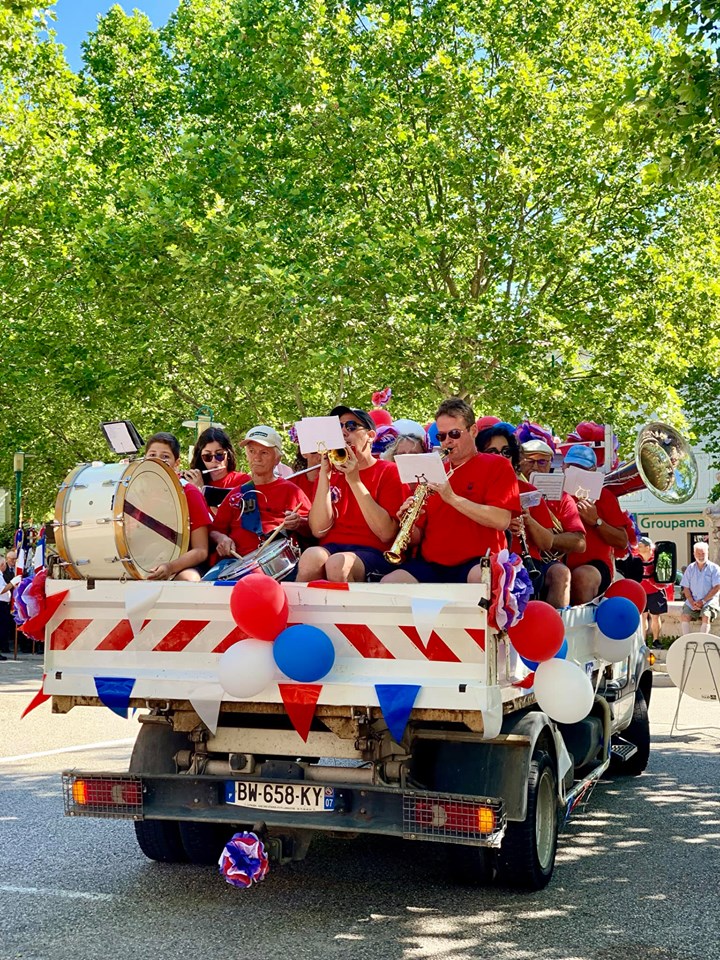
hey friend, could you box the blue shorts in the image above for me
[391,556,482,583]
[322,543,396,579]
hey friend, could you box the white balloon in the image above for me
[534,659,594,724]
[594,629,634,663]
[218,639,277,698]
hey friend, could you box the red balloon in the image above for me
[604,578,647,614]
[229,574,289,642]
[507,600,564,662]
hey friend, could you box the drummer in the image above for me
[144,432,214,581]
[204,426,311,580]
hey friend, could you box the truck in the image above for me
[48,560,656,890]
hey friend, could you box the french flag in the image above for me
[14,529,24,578]
[34,526,45,572]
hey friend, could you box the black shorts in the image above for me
[322,543,395,579]
[585,559,613,595]
[391,556,482,583]
[645,591,668,615]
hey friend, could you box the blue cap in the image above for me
[563,444,597,469]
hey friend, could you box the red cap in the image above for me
[476,416,501,431]
[368,409,392,427]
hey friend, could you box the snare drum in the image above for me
[217,538,300,582]
[54,460,190,580]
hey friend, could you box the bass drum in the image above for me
[54,460,189,580]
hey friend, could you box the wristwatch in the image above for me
[594,519,604,528]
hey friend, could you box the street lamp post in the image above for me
[13,451,24,531]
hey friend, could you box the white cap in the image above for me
[521,439,554,456]
[240,425,283,454]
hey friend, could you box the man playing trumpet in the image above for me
[382,398,520,584]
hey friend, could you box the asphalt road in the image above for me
[1,657,718,960]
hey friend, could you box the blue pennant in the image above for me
[375,684,421,745]
[94,677,136,719]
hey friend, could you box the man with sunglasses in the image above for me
[296,406,407,583]
[518,439,586,607]
[382,397,520,584]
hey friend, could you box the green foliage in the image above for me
[0,0,719,516]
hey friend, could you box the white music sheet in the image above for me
[394,452,448,485]
[295,417,346,455]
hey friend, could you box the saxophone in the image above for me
[384,449,449,564]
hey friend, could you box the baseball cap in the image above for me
[240,425,283,453]
[563,444,597,469]
[329,406,376,431]
[521,439,554,457]
[638,536,654,549]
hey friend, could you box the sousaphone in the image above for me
[603,421,697,504]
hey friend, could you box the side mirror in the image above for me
[653,540,677,584]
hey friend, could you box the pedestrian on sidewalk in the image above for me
[0,556,13,660]
[680,542,720,635]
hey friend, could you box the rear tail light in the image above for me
[404,793,505,845]
[63,774,143,818]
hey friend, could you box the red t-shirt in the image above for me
[566,488,630,572]
[515,479,554,561]
[320,459,407,552]
[212,478,311,556]
[294,471,320,501]
[182,480,213,532]
[545,492,585,538]
[207,470,250,489]
[419,453,520,566]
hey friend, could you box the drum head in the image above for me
[116,459,189,577]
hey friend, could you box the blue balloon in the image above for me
[595,596,640,641]
[427,422,439,447]
[273,624,335,683]
[521,637,568,672]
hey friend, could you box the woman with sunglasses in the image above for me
[476,424,555,590]
[183,427,249,502]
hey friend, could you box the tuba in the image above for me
[603,422,697,504]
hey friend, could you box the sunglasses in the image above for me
[201,451,227,462]
[436,428,467,442]
[485,446,513,459]
[341,420,365,433]
[524,457,552,468]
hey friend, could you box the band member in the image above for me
[476,425,554,585]
[205,426,311,580]
[518,439,585,607]
[183,427,249,492]
[562,444,630,603]
[144,432,213,581]
[296,407,407,583]
[637,537,668,644]
[382,398,520,584]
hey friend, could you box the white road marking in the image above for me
[0,884,113,902]
[0,738,135,764]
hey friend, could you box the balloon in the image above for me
[604,578,647,614]
[273,624,335,683]
[595,596,640,641]
[218,639,277,698]
[520,637,568,671]
[594,630,634,662]
[369,409,393,427]
[229,574,289,642]
[507,600,564,662]
[534,659,594,724]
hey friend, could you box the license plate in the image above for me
[225,781,335,812]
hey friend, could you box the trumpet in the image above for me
[317,441,348,466]
[384,450,449,564]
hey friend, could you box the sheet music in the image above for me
[295,417,346,455]
[563,466,604,502]
[394,452,448,485]
[529,472,565,501]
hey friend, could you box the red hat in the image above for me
[368,408,392,427]
[476,416,501,431]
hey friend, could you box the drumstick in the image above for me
[257,521,287,555]
[230,548,243,560]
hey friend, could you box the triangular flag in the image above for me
[410,597,447,648]
[189,682,224,734]
[21,675,51,719]
[375,684,421,744]
[22,589,69,637]
[94,676,136,718]
[124,583,162,637]
[278,684,322,742]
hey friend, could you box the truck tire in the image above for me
[496,750,558,890]
[179,821,233,865]
[611,689,650,777]
[452,846,495,886]
[129,723,189,864]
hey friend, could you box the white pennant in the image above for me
[410,597,447,648]
[188,683,224,734]
[124,583,163,637]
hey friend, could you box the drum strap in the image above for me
[124,499,184,546]
[238,481,263,537]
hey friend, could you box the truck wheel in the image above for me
[611,689,650,777]
[129,723,189,864]
[179,821,233,865]
[496,750,558,890]
[452,846,496,886]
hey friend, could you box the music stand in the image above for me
[668,637,720,736]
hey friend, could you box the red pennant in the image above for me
[513,672,535,689]
[22,589,70,638]
[278,684,322,741]
[307,580,350,590]
[21,674,51,718]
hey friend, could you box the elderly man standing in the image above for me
[680,542,720,634]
